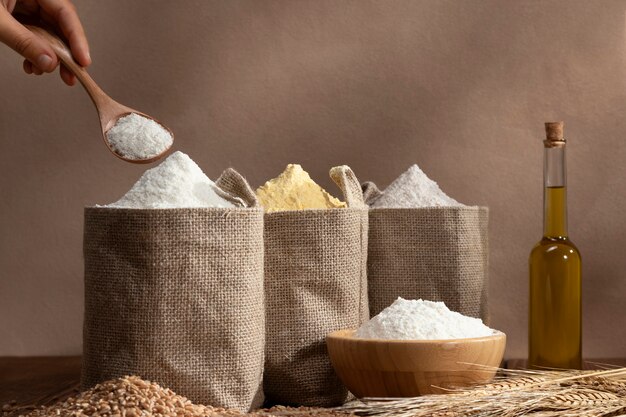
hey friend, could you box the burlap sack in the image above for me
[263,166,369,407]
[362,181,489,322]
[82,169,265,412]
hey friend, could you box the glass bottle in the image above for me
[528,121,582,369]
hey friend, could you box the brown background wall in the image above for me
[0,0,624,359]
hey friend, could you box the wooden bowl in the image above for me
[326,329,506,398]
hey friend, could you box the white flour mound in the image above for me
[106,151,235,209]
[370,164,463,208]
[106,113,173,160]
[355,297,493,340]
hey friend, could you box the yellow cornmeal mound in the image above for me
[256,164,346,212]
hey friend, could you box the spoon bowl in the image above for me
[23,22,173,163]
[102,110,175,164]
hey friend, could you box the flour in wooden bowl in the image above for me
[355,297,493,340]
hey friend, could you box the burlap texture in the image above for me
[366,201,490,322]
[216,168,259,208]
[82,172,265,412]
[263,166,369,407]
[361,181,383,204]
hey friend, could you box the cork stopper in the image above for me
[544,121,565,146]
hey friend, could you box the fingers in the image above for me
[23,59,43,75]
[0,7,58,72]
[23,59,33,74]
[59,63,75,85]
[3,0,89,87]
[23,59,75,85]
[37,0,90,67]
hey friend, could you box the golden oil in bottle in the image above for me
[528,122,582,369]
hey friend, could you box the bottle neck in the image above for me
[543,145,568,238]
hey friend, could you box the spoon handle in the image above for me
[24,24,109,113]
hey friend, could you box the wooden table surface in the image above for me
[0,357,81,410]
[1,357,625,410]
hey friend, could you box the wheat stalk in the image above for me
[338,367,626,417]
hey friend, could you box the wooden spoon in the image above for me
[23,22,173,164]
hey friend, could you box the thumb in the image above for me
[0,10,58,72]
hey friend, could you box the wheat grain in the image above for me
[9,376,225,417]
[1,376,355,417]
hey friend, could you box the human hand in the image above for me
[0,0,90,85]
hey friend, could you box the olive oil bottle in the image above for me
[529,122,582,369]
